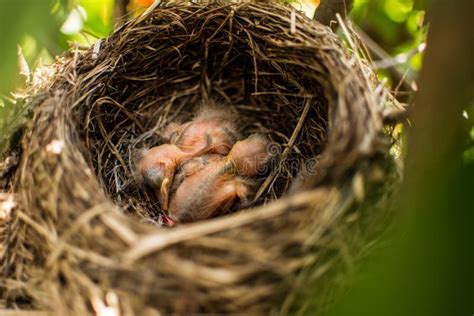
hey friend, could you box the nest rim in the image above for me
[0,2,399,315]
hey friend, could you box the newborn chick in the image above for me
[227,134,272,177]
[141,111,239,210]
[167,134,271,224]
[164,107,240,155]
[138,144,207,210]
[169,154,224,194]
[168,155,252,223]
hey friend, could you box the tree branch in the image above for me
[114,0,130,27]
[313,0,354,27]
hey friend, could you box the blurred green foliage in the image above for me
[55,0,114,42]
[353,0,426,54]
[0,0,114,153]
[351,0,428,86]
[20,0,114,68]
[0,0,54,95]
[0,0,56,153]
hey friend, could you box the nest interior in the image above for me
[1,2,397,315]
[80,3,334,222]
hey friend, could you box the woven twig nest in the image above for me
[1,2,401,315]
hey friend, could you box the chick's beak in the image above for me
[143,167,173,211]
[159,177,171,210]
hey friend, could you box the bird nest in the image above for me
[1,2,402,315]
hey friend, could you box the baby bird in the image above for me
[138,144,195,211]
[168,155,252,223]
[169,154,224,195]
[140,108,239,210]
[167,134,271,224]
[138,144,226,210]
[164,106,240,155]
[227,134,272,177]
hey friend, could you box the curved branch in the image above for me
[314,0,354,27]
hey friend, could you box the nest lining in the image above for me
[0,2,398,315]
[78,3,331,222]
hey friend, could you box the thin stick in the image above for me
[254,98,312,201]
